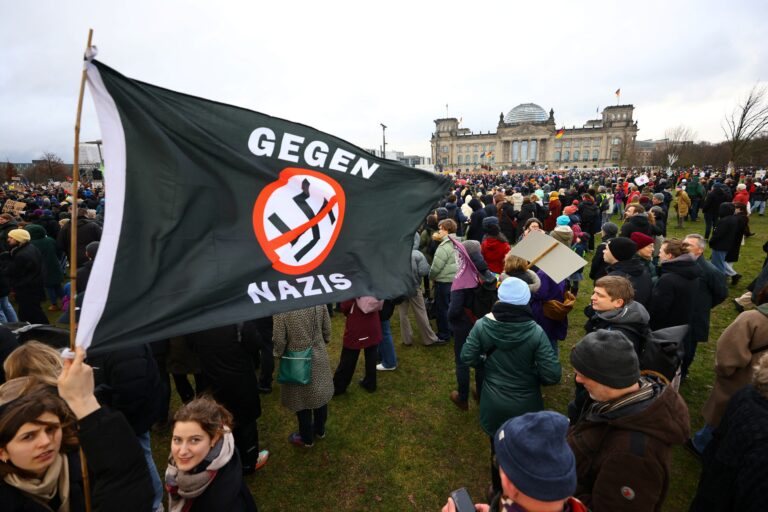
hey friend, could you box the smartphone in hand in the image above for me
[450,487,475,512]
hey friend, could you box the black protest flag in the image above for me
[79,59,449,353]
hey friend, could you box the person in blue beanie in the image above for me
[461,277,561,495]
[441,411,587,512]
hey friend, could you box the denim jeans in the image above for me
[137,431,164,511]
[752,200,766,215]
[45,285,65,306]
[377,319,397,369]
[710,250,736,276]
[434,282,452,341]
[692,424,714,453]
[0,296,18,323]
[689,198,701,221]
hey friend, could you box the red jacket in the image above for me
[481,237,510,274]
[733,190,750,205]
[341,298,382,349]
[544,199,562,231]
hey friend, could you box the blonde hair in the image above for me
[3,341,63,386]
[504,253,529,274]
[753,353,768,398]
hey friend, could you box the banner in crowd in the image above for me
[80,58,450,353]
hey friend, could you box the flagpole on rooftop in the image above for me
[70,27,94,512]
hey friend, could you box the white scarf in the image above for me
[4,452,70,512]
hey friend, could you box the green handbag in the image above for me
[277,347,313,385]
[277,308,316,385]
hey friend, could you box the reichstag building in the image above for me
[431,103,638,170]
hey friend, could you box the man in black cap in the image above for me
[602,237,652,306]
[442,411,587,512]
[568,330,690,511]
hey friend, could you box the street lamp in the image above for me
[380,123,387,159]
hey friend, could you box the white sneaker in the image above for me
[376,363,396,371]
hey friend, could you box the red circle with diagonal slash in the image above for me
[253,168,346,275]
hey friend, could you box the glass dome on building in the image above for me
[504,103,548,124]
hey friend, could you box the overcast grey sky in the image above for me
[2,0,767,163]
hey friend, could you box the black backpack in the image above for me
[640,325,687,382]
[469,278,498,320]
[598,194,610,212]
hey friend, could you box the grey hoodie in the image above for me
[586,300,651,355]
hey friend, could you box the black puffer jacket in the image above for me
[578,200,600,234]
[690,256,728,342]
[189,325,262,425]
[0,219,19,252]
[497,202,517,242]
[702,184,731,215]
[467,199,487,242]
[607,258,653,307]
[91,344,165,436]
[690,386,768,512]
[709,203,747,262]
[648,254,703,331]
[1,243,45,299]
[57,217,102,267]
[517,202,538,226]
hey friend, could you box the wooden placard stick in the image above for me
[526,241,559,270]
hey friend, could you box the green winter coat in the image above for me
[25,224,63,287]
[461,305,562,436]
[428,235,457,283]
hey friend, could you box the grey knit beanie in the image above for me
[462,240,481,255]
[570,330,640,388]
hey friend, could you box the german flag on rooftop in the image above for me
[555,128,565,139]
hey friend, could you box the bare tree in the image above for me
[723,83,768,168]
[24,152,69,183]
[3,161,17,182]
[653,125,697,167]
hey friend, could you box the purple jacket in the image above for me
[530,269,568,341]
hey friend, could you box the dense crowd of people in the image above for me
[0,166,767,511]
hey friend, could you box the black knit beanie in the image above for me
[607,237,637,262]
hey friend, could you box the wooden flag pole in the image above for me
[71,28,94,512]
[69,28,93,350]
[527,241,559,270]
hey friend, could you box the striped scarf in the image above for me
[588,377,657,418]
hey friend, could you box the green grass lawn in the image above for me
[145,212,767,511]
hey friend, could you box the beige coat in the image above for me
[702,309,768,426]
[675,190,691,216]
